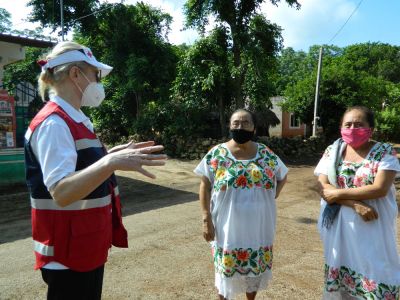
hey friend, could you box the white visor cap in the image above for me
[42,47,113,78]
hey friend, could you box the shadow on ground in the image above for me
[0,175,197,244]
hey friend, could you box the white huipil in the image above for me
[315,142,400,299]
[195,143,288,299]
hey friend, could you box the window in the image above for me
[290,113,301,128]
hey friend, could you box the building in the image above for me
[269,96,308,138]
[0,32,56,186]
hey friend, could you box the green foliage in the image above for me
[0,8,12,32]
[376,105,400,143]
[0,7,50,38]
[184,0,300,108]
[73,3,178,143]
[242,15,283,106]
[279,43,400,140]
[172,27,231,137]
[27,0,99,36]
[3,47,47,91]
[3,47,48,122]
[173,27,230,105]
[133,100,209,156]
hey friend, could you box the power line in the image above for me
[11,3,117,32]
[327,0,365,44]
[64,4,117,27]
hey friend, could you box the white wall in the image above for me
[269,96,284,137]
[0,42,25,84]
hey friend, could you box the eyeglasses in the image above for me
[76,67,102,83]
[231,120,253,129]
[95,70,102,83]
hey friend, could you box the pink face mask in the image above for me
[340,127,372,148]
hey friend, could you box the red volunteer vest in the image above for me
[25,101,128,272]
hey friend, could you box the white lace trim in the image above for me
[215,271,272,299]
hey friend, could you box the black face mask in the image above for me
[230,129,254,144]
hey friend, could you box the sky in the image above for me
[1,0,400,51]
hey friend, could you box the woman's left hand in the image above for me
[321,188,340,204]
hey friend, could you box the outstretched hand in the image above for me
[107,141,167,178]
[108,140,157,153]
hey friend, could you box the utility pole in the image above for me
[60,0,64,41]
[312,46,323,137]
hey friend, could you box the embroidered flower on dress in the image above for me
[263,251,271,263]
[337,176,346,188]
[236,175,248,188]
[384,292,396,300]
[236,250,250,262]
[216,169,226,180]
[362,278,377,292]
[329,267,339,280]
[324,264,399,299]
[206,144,279,191]
[210,158,219,171]
[353,176,363,187]
[343,273,356,289]
[265,168,274,179]
[223,255,235,268]
[251,169,262,182]
[214,245,273,277]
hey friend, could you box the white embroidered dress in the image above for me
[195,143,288,299]
[315,142,400,300]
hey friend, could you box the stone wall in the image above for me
[160,135,328,162]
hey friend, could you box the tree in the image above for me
[0,8,12,32]
[184,0,300,108]
[0,7,51,38]
[172,27,231,136]
[279,43,400,139]
[73,3,178,143]
[27,0,99,37]
[273,47,308,95]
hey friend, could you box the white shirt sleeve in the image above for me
[30,115,77,190]
[194,149,215,184]
[377,144,400,173]
[314,145,332,176]
[275,156,288,181]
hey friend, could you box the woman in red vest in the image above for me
[24,41,167,300]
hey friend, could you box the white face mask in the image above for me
[77,69,105,107]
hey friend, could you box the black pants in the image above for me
[40,265,104,300]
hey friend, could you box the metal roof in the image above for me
[0,32,57,48]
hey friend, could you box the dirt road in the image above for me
[0,159,399,300]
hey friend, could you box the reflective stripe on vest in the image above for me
[34,240,54,256]
[75,138,103,151]
[31,194,111,210]
[114,186,120,197]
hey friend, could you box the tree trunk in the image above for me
[217,90,227,137]
[231,27,244,109]
[135,92,141,118]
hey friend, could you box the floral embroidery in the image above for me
[205,144,278,191]
[322,145,334,158]
[335,143,394,189]
[325,264,400,299]
[213,245,273,277]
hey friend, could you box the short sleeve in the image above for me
[314,145,333,176]
[275,156,288,181]
[194,147,217,184]
[30,115,77,189]
[377,144,400,173]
